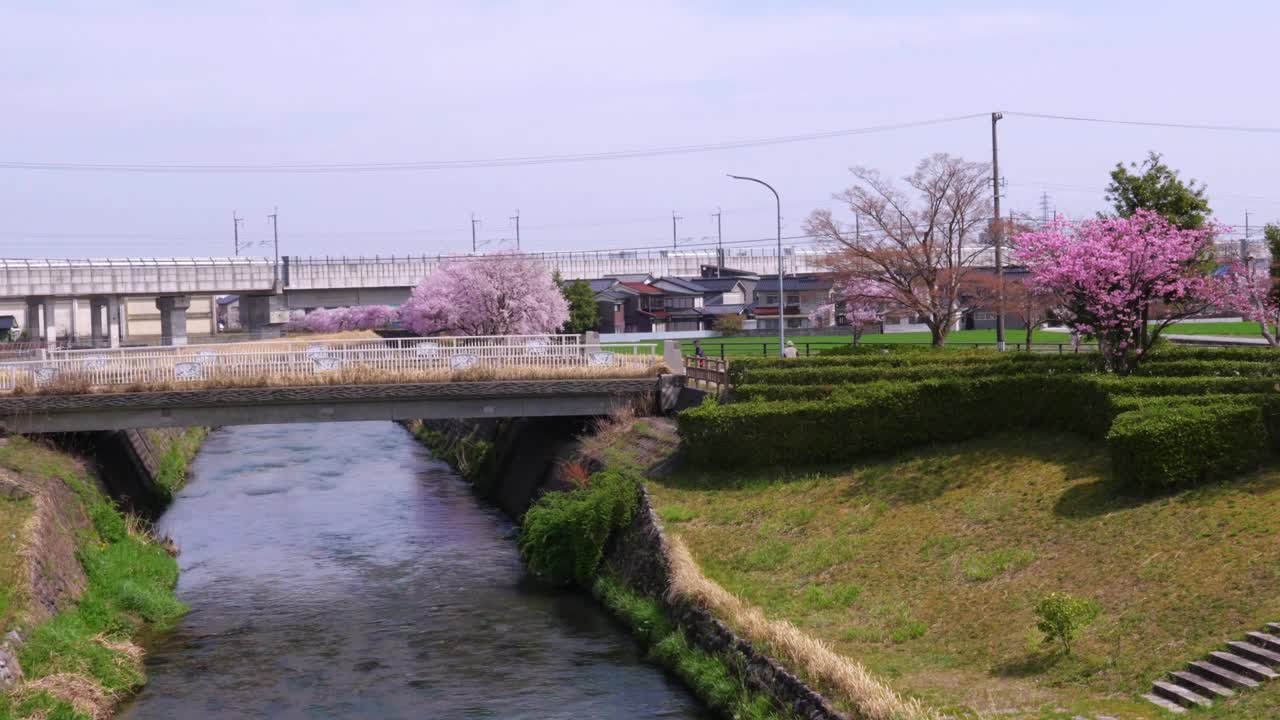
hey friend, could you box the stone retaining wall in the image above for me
[606,487,847,720]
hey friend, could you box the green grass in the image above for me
[0,494,33,633]
[149,428,208,498]
[1163,321,1265,337]
[593,575,796,720]
[609,329,1087,359]
[0,437,186,720]
[648,432,1280,718]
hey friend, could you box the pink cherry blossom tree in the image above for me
[294,305,400,333]
[1014,210,1225,373]
[399,253,570,336]
[1218,259,1280,347]
[809,278,888,341]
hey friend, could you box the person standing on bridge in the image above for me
[693,340,705,359]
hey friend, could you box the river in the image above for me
[122,421,707,720]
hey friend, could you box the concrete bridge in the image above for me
[0,377,674,433]
[0,334,683,433]
[1,248,828,344]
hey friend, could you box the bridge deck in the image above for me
[0,378,663,433]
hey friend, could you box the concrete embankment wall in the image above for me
[414,415,843,719]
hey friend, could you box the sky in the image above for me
[1,0,1278,259]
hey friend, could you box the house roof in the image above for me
[651,276,708,294]
[620,281,663,295]
[605,273,654,283]
[216,294,240,306]
[754,274,835,293]
[0,316,17,330]
[588,278,620,293]
[687,277,744,293]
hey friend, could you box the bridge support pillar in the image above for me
[663,339,684,375]
[240,294,284,338]
[156,295,190,346]
[90,298,105,343]
[107,296,121,349]
[24,298,46,341]
[68,297,80,343]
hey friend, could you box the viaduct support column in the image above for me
[240,294,283,338]
[106,296,122,349]
[156,295,190,346]
[41,298,56,344]
[90,298,106,345]
[24,298,43,341]
[69,298,80,343]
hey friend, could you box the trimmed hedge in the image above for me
[1107,400,1266,490]
[737,357,1099,387]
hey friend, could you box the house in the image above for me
[217,295,241,331]
[750,274,836,330]
[0,316,17,341]
[649,277,710,331]
[591,275,721,333]
[688,275,754,327]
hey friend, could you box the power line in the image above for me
[0,113,988,174]
[1006,111,1280,134]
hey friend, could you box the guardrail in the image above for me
[2,335,655,392]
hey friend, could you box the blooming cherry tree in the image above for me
[294,305,400,333]
[399,253,570,336]
[1014,210,1224,372]
[809,278,888,341]
[1218,259,1280,347]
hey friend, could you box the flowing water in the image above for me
[122,421,707,720]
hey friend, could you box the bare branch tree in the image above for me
[805,153,992,346]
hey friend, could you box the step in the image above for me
[1246,631,1280,653]
[1188,659,1260,690]
[1151,680,1212,708]
[1140,694,1186,714]
[1226,640,1280,667]
[1208,651,1280,681]
[1169,670,1234,699]
[1267,622,1280,635]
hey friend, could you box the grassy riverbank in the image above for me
[0,437,186,720]
[648,432,1280,717]
[149,428,207,499]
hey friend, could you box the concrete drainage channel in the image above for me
[1143,622,1280,712]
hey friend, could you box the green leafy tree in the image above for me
[1034,592,1100,655]
[713,314,744,336]
[555,271,600,334]
[1104,151,1211,229]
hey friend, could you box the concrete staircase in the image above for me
[1142,623,1280,713]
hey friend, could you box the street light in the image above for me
[727,174,784,356]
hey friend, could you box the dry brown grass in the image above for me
[665,536,937,720]
[6,360,668,397]
[20,673,114,720]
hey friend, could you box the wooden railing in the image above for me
[684,356,729,387]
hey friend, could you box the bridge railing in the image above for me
[0,337,655,393]
[49,334,582,361]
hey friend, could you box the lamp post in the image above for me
[728,174,784,356]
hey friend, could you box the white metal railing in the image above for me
[50,334,582,361]
[0,335,655,392]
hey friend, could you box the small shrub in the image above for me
[1034,592,1100,655]
[890,619,928,643]
[713,314,745,337]
[519,468,641,585]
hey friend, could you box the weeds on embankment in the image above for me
[0,437,186,720]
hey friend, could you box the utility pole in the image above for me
[671,210,682,250]
[233,212,244,256]
[510,210,521,251]
[1244,210,1252,261]
[712,208,723,276]
[991,111,1006,351]
[471,213,481,253]
[267,207,279,289]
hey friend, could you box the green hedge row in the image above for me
[680,375,1279,491]
[727,351,1100,384]
[736,358,1100,387]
